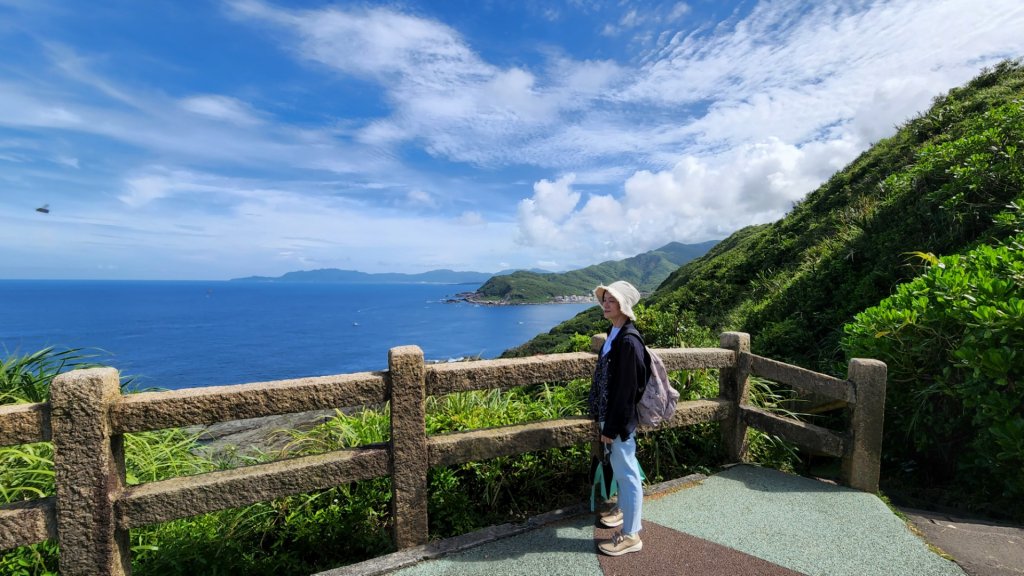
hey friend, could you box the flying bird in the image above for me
[36,204,50,214]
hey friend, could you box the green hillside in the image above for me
[471,241,717,303]
[505,60,1024,519]
[511,60,1024,362]
[231,268,492,284]
[652,61,1024,370]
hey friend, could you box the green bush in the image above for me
[634,303,717,348]
[0,348,208,575]
[552,332,592,353]
[842,206,1024,520]
[130,479,393,576]
[1,347,108,404]
[0,344,738,573]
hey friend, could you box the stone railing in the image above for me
[0,332,886,575]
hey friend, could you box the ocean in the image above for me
[0,280,593,391]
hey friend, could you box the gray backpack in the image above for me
[624,327,679,427]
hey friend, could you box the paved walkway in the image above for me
[320,465,1015,576]
[901,507,1024,576]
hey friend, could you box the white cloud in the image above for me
[531,174,581,220]
[119,167,248,208]
[54,155,79,168]
[406,188,436,208]
[667,3,691,22]
[55,165,521,278]
[516,174,582,247]
[120,173,174,207]
[516,134,862,258]
[513,0,1024,260]
[230,1,628,167]
[457,211,485,226]
[180,95,263,126]
[0,67,392,179]
[4,0,1024,280]
[230,0,1023,185]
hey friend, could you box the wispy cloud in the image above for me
[179,95,264,126]
[1,0,1022,279]
[229,0,628,167]
[515,0,1024,261]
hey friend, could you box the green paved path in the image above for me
[321,465,966,576]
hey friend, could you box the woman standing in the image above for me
[589,280,646,556]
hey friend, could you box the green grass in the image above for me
[505,59,1024,522]
[1,347,105,404]
[1,346,804,574]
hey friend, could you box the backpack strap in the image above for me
[621,324,645,349]
[620,324,651,400]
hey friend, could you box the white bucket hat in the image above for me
[593,280,641,322]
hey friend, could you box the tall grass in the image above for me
[0,348,99,575]
[1,347,101,404]
[1,346,794,574]
[0,348,213,576]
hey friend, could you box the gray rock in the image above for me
[186,408,339,460]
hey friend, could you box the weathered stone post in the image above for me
[49,367,130,576]
[388,346,429,549]
[718,332,751,463]
[841,358,887,492]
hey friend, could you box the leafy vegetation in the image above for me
[842,203,1024,518]
[0,349,215,575]
[5,59,1023,573]
[473,241,717,303]
[2,345,736,574]
[1,347,110,404]
[502,229,765,355]
[516,60,1024,369]
[510,59,1024,520]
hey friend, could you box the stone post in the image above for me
[841,358,887,492]
[718,332,751,463]
[388,346,429,549]
[49,367,130,576]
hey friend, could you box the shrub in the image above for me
[0,348,217,575]
[1,347,108,404]
[841,205,1024,520]
[634,303,717,348]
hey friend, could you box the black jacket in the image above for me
[600,322,646,441]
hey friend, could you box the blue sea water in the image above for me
[0,280,593,390]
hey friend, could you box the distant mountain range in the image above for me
[230,241,717,295]
[231,268,494,284]
[467,241,719,304]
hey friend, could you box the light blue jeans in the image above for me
[608,430,643,536]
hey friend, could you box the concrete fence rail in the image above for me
[0,331,886,575]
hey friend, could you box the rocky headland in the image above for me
[444,291,596,305]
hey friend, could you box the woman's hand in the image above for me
[600,435,613,444]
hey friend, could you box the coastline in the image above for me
[445,291,597,306]
[5,281,592,391]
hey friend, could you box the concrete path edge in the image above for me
[313,473,708,576]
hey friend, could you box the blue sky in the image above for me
[3,0,1023,280]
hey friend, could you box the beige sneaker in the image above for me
[599,507,624,528]
[598,531,642,556]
